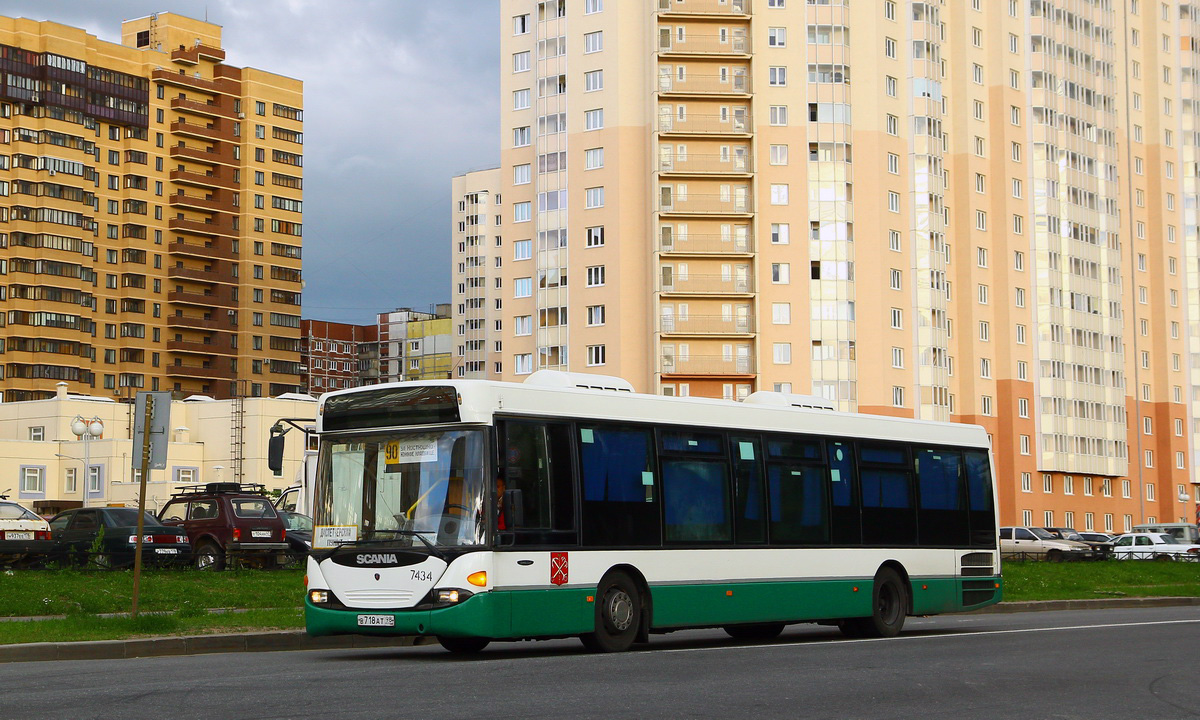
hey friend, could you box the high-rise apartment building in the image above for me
[453,0,1200,526]
[378,305,453,383]
[0,13,304,402]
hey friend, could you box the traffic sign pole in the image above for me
[131,394,154,619]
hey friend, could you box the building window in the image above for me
[584,31,603,53]
[20,466,45,494]
[585,187,605,209]
[585,109,604,130]
[768,28,787,47]
[586,266,606,286]
[513,51,530,73]
[586,226,605,247]
[585,148,604,170]
[585,70,604,92]
[770,184,789,205]
[514,354,533,375]
[771,263,790,284]
[586,345,606,366]
[769,67,787,86]
[514,277,532,298]
[771,223,789,244]
[769,105,788,125]
[587,305,606,326]
[773,343,791,364]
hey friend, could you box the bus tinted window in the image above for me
[827,440,861,545]
[768,464,828,544]
[861,469,910,508]
[766,438,821,460]
[730,437,766,543]
[661,431,722,454]
[916,450,962,511]
[861,445,906,465]
[579,426,660,546]
[965,450,996,547]
[502,422,553,530]
[662,459,732,543]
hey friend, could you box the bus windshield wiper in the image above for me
[359,529,445,559]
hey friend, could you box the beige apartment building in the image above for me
[0,13,304,402]
[451,0,1200,528]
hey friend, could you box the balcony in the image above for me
[169,190,231,213]
[152,68,236,96]
[659,152,752,175]
[657,72,750,96]
[169,144,237,167]
[659,232,753,254]
[170,168,237,190]
[170,44,227,65]
[167,337,235,355]
[658,112,751,135]
[659,272,754,295]
[657,34,750,56]
[168,289,235,308]
[170,119,230,142]
[659,314,755,335]
[169,96,235,119]
[168,266,236,284]
[168,362,235,380]
[656,0,750,15]
[167,314,231,331]
[658,192,752,216]
[170,239,234,261]
[169,216,237,238]
[660,354,755,376]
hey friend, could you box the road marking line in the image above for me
[654,618,1200,655]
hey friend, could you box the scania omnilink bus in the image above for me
[305,371,1001,653]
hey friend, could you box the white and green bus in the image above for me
[305,371,1001,653]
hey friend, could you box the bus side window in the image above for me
[659,430,732,544]
[765,436,829,546]
[730,436,766,544]
[859,444,917,546]
[579,425,660,547]
[915,448,969,547]
[502,422,553,531]
[827,441,861,546]
[964,451,996,547]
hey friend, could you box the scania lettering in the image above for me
[305,371,1002,654]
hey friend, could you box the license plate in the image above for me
[5,531,33,541]
[155,548,179,554]
[357,614,394,627]
[251,530,272,538]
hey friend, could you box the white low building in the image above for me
[0,383,317,517]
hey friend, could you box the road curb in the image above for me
[2,596,1197,664]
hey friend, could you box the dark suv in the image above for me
[159,483,289,570]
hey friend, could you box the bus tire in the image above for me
[840,568,907,639]
[580,571,641,653]
[437,636,490,654]
[723,623,785,641]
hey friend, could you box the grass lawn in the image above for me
[1001,559,1200,602]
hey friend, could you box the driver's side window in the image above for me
[161,501,186,523]
[1115,536,1132,546]
[1014,528,1036,540]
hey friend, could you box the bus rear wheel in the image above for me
[437,636,490,654]
[839,568,907,639]
[580,571,641,653]
[723,623,785,641]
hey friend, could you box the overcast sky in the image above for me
[6,0,500,324]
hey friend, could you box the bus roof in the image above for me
[318,379,990,449]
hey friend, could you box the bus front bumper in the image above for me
[305,592,509,639]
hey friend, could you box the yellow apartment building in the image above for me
[0,13,304,402]
[451,0,1200,528]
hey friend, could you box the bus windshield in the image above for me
[314,428,488,548]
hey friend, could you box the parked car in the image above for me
[158,483,289,570]
[1110,532,1200,561]
[277,509,312,566]
[47,507,192,568]
[0,496,53,567]
[999,526,1095,560]
[1131,523,1200,545]
[1043,527,1114,558]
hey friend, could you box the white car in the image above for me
[1109,532,1200,561]
[999,526,1095,560]
[0,499,53,566]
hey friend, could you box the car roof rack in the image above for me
[170,482,269,497]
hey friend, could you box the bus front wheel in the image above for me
[838,568,907,639]
[581,571,641,652]
[438,636,490,654]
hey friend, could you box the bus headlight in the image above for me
[435,588,474,606]
[309,589,330,605]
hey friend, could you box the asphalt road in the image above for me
[3,606,1198,720]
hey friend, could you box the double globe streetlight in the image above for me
[69,416,104,507]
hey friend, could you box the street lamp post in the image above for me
[70,416,104,507]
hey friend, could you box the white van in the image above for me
[1132,523,1199,545]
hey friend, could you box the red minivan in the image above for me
[159,483,289,569]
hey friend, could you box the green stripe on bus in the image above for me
[307,575,1001,640]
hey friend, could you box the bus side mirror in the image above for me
[504,489,524,528]
[268,433,285,474]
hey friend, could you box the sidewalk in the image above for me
[2,596,1197,664]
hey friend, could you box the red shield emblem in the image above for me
[550,551,568,586]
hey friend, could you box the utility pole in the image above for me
[131,394,153,619]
